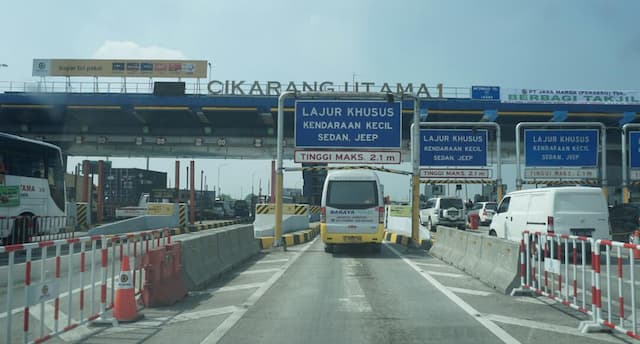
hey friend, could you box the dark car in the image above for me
[233,200,250,218]
[609,203,640,242]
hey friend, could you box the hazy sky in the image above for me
[1,0,639,200]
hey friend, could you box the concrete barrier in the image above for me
[482,237,521,294]
[88,204,180,236]
[459,234,483,273]
[429,226,453,258]
[253,204,310,237]
[180,224,260,290]
[447,230,469,270]
[429,226,520,294]
[384,205,431,241]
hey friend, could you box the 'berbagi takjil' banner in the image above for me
[501,88,640,105]
[32,59,207,78]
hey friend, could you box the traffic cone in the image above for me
[634,230,640,259]
[113,256,143,322]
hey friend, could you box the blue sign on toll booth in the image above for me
[294,100,402,149]
[471,86,500,101]
[524,129,599,167]
[420,129,488,167]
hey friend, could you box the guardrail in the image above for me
[0,80,472,98]
[0,228,170,344]
[513,231,640,340]
[1,216,77,246]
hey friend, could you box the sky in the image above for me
[1,0,639,200]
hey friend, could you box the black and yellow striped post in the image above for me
[76,202,88,230]
[255,204,273,215]
[293,205,307,215]
[179,203,187,227]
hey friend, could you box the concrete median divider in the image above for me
[459,234,483,273]
[89,203,180,236]
[429,226,520,294]
[383,205,432,248]
[447,230,469,270]
[428,226,453,258]
[179,224,260,291]
[253,203,310,237]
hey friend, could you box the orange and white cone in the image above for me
[113,256,143,322]
[634,230,640,259]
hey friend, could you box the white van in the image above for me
[490,186,610,242]
[321,170,385,253]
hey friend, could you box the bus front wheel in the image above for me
[324,244,334,253]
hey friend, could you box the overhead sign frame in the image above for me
[622,124,640,203]
[515,122,606,191]
[277,92,422,248]
[418,122,502,198]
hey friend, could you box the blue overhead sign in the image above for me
[294,100,402,149]
[471,86,500,101]
[630,132,640,168]
[524,129,599,167]
[420,129,488,167]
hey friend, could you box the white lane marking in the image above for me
[385,243,521,344]
[29,301,94,341]
[513,297,556,305]
[169,306,240,324]
[200,238,317,344]
[447,287,492,297]
[189,283,264,296]
[422,270,464,278]
[237,268,281,275]
[338,258,372,313]
[0,278,113,320]
[255,258,289,264]
[99,305,241,334]
[414,262,451,268]
[485,314,622,343]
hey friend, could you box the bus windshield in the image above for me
[326,180,378,209]
[0,134,65,213]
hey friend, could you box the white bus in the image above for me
[0,133,67,244]
[321,170,385,253]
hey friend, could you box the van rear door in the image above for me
[325,180,379,234]
[553,191,609,240]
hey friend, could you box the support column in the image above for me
[82,160,89,203]
[175,160,180,203]
[190,160,195,224]
[271,160,276,203]
[97,160,104,223]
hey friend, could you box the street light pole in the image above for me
[217,163,230,198]
[251,172,258,196]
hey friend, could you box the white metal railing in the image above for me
[0,80,472,98]
[512,231,640,340]
[0,228,171,344]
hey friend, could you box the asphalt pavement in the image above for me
[39,236,631,344]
